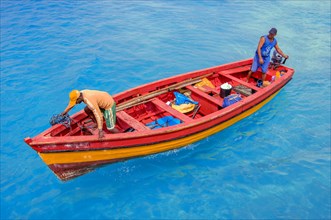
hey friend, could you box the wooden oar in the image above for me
[116,72,214,111]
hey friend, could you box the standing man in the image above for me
[62,89,117,139]
[246,28,289,83]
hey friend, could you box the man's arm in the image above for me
[275,43,289,59]
[257,36,266,64]
[62,105,74,116]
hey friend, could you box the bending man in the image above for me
[62,89,117,138]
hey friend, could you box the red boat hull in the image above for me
[24,58,295,180]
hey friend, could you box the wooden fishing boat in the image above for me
[24,58,295,180]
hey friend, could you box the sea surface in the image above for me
[1,1,330,219]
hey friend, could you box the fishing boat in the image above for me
[24,58,295,180]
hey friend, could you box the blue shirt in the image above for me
[256,35,277,58]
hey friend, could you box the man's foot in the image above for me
[263,81,271,87]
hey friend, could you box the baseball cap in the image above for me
[269,28,277,35]
[66,90,80,109]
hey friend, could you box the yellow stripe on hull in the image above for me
[39,91,280,165]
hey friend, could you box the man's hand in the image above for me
[284,54,289,59]
[259,57,264,64]
[98,129,105,139]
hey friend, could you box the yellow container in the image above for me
[276,71,281,78]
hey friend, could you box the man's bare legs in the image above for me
[246,71,267,85]
[262,73,266,82]
[84,106,96,124]
[246,70,253,82]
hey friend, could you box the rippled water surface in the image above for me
[1,1,330,219]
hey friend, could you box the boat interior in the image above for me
[49,64,289,137]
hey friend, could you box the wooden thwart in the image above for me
[186,85,223,107]
[116,111,150,131]
[151,98,194,123]
[223,74,260,91]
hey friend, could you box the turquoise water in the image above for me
[1,1,330,219]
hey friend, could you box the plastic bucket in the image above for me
[220,83,232,98]
[220,88,232,98]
